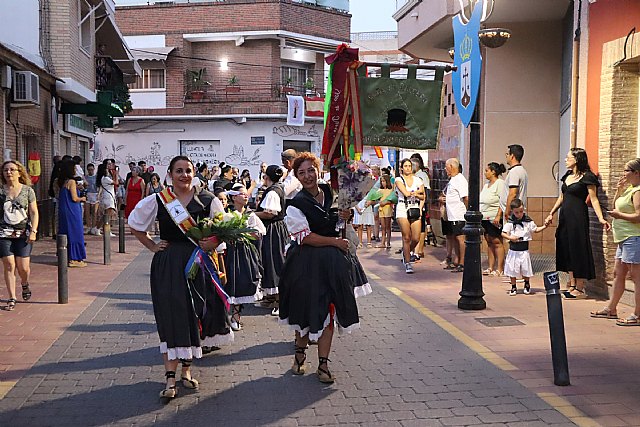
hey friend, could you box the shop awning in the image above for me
[95,1,141,83]
[60,91,124,128]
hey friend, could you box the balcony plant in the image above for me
[225,75,240,93]
[186,68,210,100]
[281,76,294,94]
[304,77,316,96]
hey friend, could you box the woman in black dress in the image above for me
[129,156,232,400]
[545,148,610,298]
[279,152,372,383]
[255,165,288,316]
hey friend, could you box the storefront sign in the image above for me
[64,114,94,138]
[251,136,265,145]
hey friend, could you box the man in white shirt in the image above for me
[444,158,468,272]
[281,149,302,205]
[500,144,528,219]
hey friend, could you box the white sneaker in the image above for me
[109,232,116,237]
[230,320,242,331]
[94,228,102,236]
[271,307,279,316]
[405,262,414,274]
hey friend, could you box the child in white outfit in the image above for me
[501,198,546,295]
[353,198,374,247]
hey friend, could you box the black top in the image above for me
[214,178,234,191]
[256,183,286,226]
[156,189,214,242]
[289,184,339,238]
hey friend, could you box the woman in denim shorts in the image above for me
[591,158,640,325]
[0,161,39,311]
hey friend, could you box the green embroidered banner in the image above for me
[358,66,443,150]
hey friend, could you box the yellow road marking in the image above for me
[367,272,381,280]
[0,381,16,399]
[387,286,597,426]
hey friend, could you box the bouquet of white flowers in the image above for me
[186,211,257,245]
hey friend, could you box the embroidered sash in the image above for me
[158,188,230,312]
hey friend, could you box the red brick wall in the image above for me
[116,1,350,41]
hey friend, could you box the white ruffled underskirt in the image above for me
[160,343,203,360]
[279,312,361,342]
[228,289,263,305]
[354,283,372,298]
[159,330,235,360]
[261,287,279,296]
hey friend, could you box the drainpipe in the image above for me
[570,0,582,149]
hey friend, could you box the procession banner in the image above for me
[358,64,443,150]
[452,4,482,128]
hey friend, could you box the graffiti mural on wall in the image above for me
[225,145,262,166]
[95,141,173,167]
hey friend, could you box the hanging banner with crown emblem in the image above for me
[358,64,443,150]
[452,4,482,128]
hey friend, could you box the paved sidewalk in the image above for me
[356,239,640,427]
[0,232,143,387]
[0,248,573,426]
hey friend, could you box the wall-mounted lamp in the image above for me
[409,11,419,18]
[448,47,455,60]
[221,59,228,71]
[478,28,512,48]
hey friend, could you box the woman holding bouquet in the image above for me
[225,183,266,330]
[279,152,372,383]
[128,155,232,401]
[255,165,288,316]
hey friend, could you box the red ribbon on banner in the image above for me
[322,44,363,167]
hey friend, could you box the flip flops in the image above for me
[616,314,640,326]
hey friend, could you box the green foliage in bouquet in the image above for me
[186,211,257,245]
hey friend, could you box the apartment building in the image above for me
[0,0,138,233]
[96,0,350,179]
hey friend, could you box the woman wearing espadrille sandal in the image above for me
[591,158,640,326]
[278,153,371,383]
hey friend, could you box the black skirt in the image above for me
[150,241,233,360]
[278,243,372,341]
[260,220,288,295]
[224,240,263,304]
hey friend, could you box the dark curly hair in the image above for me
[292,152,321,178]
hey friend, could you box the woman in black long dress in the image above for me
[545,148,610,299]
[255,165,288,316]
[129,156,232,400]
[279,152,372,383]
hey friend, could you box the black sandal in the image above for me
[6,298,16,311]
[562,285,576,299]
[292,345,307,375]
[21,283,31,301]
[180,359,199,389]
[159,371,177,399]
[317,356,335,383]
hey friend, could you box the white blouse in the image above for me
[247,211,267,236]
[260,190,283,215]
[284,206,310,245]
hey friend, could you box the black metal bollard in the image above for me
[118,208,125,253]
[57,234,68,304]
[103,213,111,265]
[543,271,570,386]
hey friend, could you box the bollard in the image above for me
[118,208,125,253]
[103,213,111,265]
[543,271,570,386]
[57,234,68,304]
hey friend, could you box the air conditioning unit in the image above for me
[13,71,40,105]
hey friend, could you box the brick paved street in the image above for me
[0,247,576,426]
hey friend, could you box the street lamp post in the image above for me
[453,0,511,310]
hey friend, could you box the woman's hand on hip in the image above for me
[152,240,170,253]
